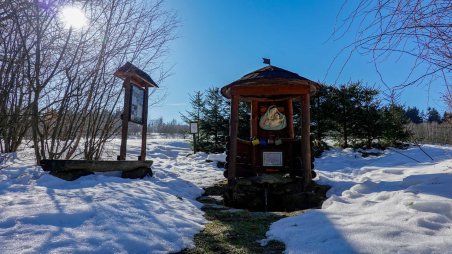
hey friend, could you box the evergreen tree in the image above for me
[355,86,382,147]
[427,107,441,123]
[310,85,337,141]
[443,112,452,124]
[180,91,206,149]
[238,101,250,140]
[201,87,229,152]
[381,104,410,146]
[180,91,204,123]
[405,106,423,123]
[330,82,366,147]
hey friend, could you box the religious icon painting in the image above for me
[259,105,287,130]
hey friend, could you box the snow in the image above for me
[264,145,452,254]
[0,138,223,254]
[206,153,226,163]
[3,138,452,253]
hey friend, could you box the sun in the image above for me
[60,6,88,30]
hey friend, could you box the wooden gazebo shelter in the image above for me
[221,65,320,188]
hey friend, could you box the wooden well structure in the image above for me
[221,65,320,210]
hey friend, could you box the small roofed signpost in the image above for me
[39,62,156,181]
[114,62,158,161]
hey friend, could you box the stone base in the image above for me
[224,174,329,212]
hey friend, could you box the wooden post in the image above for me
[287,98,294,139]
[301,94,312,189]
[251,100,258,168]
[251,100,258,138]
[228,94,240,183]
[192,133,197,153]
[119,78,131,161]
[140,85,149,161]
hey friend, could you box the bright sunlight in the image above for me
[59,6,88,30]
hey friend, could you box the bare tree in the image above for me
[330,0,451,107]
[0,0,177,162]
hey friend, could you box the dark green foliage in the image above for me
[354,86,383,147]
[427,107,441,123]
[310,85,337,141]
[381,104,410,146]
[181,91,205,124]
[200,88,229,153]
[238,101,250,140]
[310,82,409,148]
[405,106,423,123]
[443,112,452,124]
[183,82,412,151]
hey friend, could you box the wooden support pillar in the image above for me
[301,94,312,188]
[119,78,131,161]
[251,100,258,138]
[251,100,258,169]
[228,94,240,183]
[287,98,294,139]
[140,85,149,161]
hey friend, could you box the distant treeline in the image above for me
[181,83,451,153]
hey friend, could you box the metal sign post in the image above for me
[190,122,198,153]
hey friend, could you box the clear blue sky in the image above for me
[149,0,448,122]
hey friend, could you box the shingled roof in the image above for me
[114,62,158,88]
[221,65,319,98]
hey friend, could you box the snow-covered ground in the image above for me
[3,138,452,254]
[0,138,223,254]
[265,145,452,254]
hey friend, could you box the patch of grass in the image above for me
[181,209,286,254]
[177,179,324,254]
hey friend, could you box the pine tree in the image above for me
[330,82,366,147]
[180,91,206,149]
[238,101,250,140]
[381,104,410,146]
[310,85,337,141]
[201,87,229,152]
[405,106,423,123]
[443,112,452,124]
[427,107,441,123]
[180,91,204,123]
[355,86,382,147]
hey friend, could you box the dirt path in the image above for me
[177,181,303,254]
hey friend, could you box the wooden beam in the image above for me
[40,159,153,172]
[119,78,131,160]
[251,100,258,168]
[231,85,310,97]
[251,100,258,138]
[287,98,294,139]
[301,94,312,189]
[228,95,240,183]
[140,85,149,161]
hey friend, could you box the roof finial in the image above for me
[262,58,271,65]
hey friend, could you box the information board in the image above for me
[130,84,144,125]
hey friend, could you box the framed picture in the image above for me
[190,122,198,134]
[129,84,145,125]
[262,152,283,167]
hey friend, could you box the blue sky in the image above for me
[149,0,448,122]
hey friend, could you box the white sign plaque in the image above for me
[262,152,283,167]
[190,122,198,134]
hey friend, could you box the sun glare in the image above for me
[60,6,88,30]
